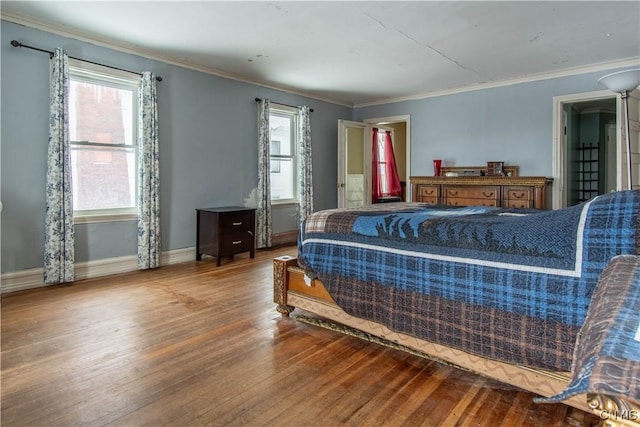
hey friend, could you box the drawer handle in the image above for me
[424,190,434,195]
[449,190,458,196]
[232,240,242,245]
[512,192,525,199]
[232,222,243,226]
[482,191,495,198]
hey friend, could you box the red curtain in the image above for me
[371,128,402,203]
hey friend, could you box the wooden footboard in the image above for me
[273,256,640,427]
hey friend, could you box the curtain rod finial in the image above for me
[10,40,21,47]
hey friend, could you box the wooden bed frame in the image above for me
[274,255,640,427]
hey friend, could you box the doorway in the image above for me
[563,97,616,206]
[554,91,622,208]
[337,115,410,208]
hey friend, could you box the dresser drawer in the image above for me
[443,185,500,206]
[417,185,439,203]
[444,186,499,200]
[503,186,534,208]
[444,197,500,207]
[503,200,533,209]
[220,211,254,233]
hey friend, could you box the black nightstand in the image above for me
[195,207,256,266]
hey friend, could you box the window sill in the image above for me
[74,213,138,224]
[271,200,299,208]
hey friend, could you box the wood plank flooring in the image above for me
[1,246,601,427]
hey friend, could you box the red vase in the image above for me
[433,159,442,176]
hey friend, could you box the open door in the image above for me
[553,90,639,208]
[337,121,398,208]
[338,120,370,208]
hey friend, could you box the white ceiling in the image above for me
[2,1,639,106]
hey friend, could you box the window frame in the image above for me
[68,59,141,224]
[269,104,299,204]
[375,132,390,196]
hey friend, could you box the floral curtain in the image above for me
[44,48,75,284]
[297,106,313,222]
[256,99,272,248]
[137,72,161,269]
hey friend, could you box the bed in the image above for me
[273,190,640,425]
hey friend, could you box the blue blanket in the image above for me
[536,255,640,404]
[351,203,581,270]
[299,190,640,327]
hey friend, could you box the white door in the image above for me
[553,91,636,208]
[338,120,369,208]
[338,121,399,208]
[338,117,410,208]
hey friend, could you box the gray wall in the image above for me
[354,71,631,177]
[1,20,632,275]
[1,21,351,273]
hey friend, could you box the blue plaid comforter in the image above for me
[537,255,640,404]
[299,190,639,327]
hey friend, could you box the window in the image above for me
[375,131,390,195]
[269,106,298,201]
[68,60,140,220]
[270,140,282,173]
[372,127,402,203]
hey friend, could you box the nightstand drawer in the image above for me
[219,232,254,255]
[220,211,254,233]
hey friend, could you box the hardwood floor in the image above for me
[1,246,600,427]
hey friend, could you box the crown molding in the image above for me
[354,57,640,108]
[4,9,638,110]
[1,10,353,108]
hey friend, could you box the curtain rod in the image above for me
[254,97,313,112]
[10,40,163,82]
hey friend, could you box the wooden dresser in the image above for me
[196,207,255,266]
[411,176,553,209]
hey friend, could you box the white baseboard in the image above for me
[0,246,197,294]
[1,268,44,294]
